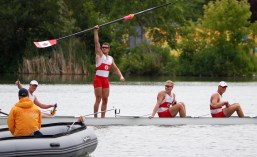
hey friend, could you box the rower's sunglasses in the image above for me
[32,85,38,87]
[165,85,173,88]
[102,46,109,49]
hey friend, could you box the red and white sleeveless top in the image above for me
[210,92,223,115]
[96,55,113,77]
[158,93,175,113]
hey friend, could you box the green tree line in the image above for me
[0,0,256,76]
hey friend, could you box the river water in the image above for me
[0,80,256,157]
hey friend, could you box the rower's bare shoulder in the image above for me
[210,93,219,103]
[211,92,219,98]
[157,91,166,97]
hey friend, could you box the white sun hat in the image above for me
[219,81,228,87]
[30,80,39,86]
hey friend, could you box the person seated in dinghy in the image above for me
[8,88,42,137]
[15,80,57,117]
[210,81,244,118]
[149,80,186,118]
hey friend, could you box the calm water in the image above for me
[0,81,256,157]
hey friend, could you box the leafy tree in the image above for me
[119,43,176,76]
[4,0,248,76]
[0,0,78,72]
[99,0,184,49]
[179,0,257,76]
[200,0,251,45]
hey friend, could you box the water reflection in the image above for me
[1,74,257,84]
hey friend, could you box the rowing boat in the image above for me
[1,116,256,126]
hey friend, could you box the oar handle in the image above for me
[50,103,57,115]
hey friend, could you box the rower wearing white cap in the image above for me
[210,81,244,118]
[15,80,56,117]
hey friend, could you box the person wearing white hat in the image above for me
[210,81,244,118]
[15,80,56,117]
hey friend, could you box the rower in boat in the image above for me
[15,80,57,118]
[210,81,244,118]
[149,80,186,118]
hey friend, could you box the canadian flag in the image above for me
[34,39,57,48]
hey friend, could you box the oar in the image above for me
[1,109,57,118]
[67,121,77,132]
[0,109,9,116]
[50,103,57,115]
[33,2,174,48]
[67,108,118,132]
[83,108,117,117]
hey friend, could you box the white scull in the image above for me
[1,116,256,126]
